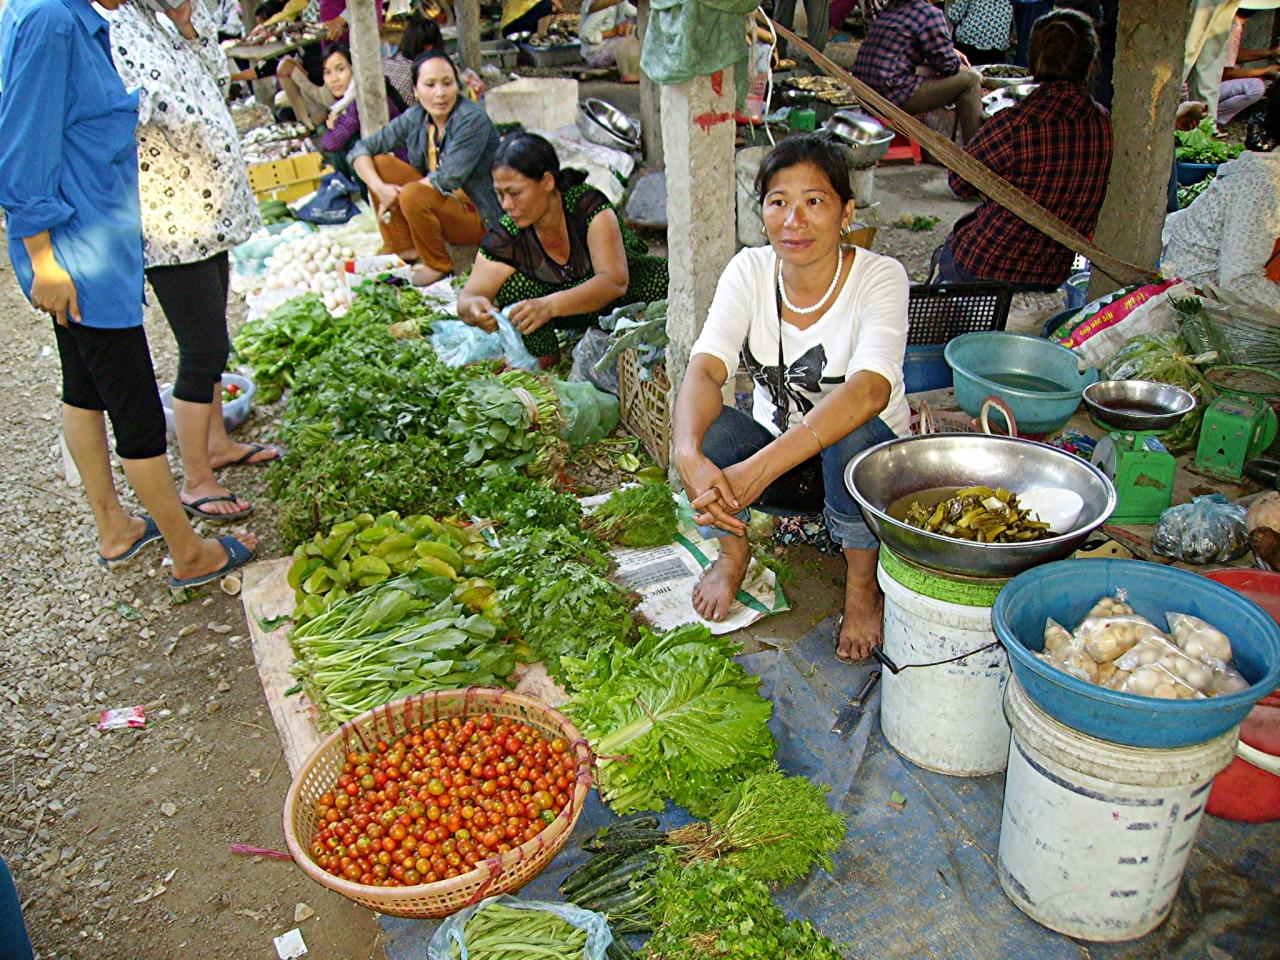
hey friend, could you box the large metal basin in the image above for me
[845,434,1116,578]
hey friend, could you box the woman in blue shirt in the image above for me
[0,0,256,588]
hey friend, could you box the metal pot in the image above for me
[823,110,893,168]
[576,98,640,152]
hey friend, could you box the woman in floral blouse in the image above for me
[104,0,281,523]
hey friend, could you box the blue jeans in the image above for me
[695,405,896,551]
[0,858,34,960]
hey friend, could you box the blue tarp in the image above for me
[382,618,1280,960]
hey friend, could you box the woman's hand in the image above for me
[30,258,80,327]
[507,297,556,335]
[164,1,198,39]
[371,181,402,210]
[464,297,498,332]
[324,14,346,40]
[676,447,747,536]
[721,456,773,515]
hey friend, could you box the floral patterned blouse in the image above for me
[102,1,260,268]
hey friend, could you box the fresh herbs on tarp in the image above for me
[585,483,679,548]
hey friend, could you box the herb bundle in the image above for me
[586,483,679,548]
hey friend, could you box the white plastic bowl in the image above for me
[159,372,256,440]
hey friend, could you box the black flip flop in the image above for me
[182,495,255,524]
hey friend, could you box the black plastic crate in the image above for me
[906,281,1013,347]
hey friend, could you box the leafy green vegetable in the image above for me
[563,624,776,816]
[1102,332,1217,453]
[1176,172,1215,209]
[231,294,346,403]
[446,370,564,477]
[586,483,679,548]
[643,849,843,960]
[1174,118,1244,165]
[457,471,585,537]
[667,768,847,885]
[894,213,941,232]
[345,280,446,339]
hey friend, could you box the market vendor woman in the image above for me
[673,133,910,662]
[351,51,503,288]
[457,132,669,358]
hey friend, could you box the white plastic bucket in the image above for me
[735,146,770,247]
[998,678,1239,941]
[877,549,1011,776]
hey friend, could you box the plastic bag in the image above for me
[1153,494,1250,564]
[431,320,505,366]
[427,895,612,960]
[1043,618,1076,657]
[1120,663,1205,699]
[295,172,361,225]
[495,313,540,371]
[570,327,621,395]
[554,379,620,447]
[1115,633,1215,693]
[1038,648,1100,683]
[1166,612,1234,662]
[1081,590,1133,621]
[1075,614,1165,664]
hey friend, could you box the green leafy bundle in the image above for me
[585,483,679,548]
[231,294,346,402]
[479,529,634,683]
[446,370,564,476]
[1176,173,1215,209]
[457,471,585,537]
[643,850,843,960]
[1103,332,1217,453]
[290,573,516,727]
[668,768,847,885]
[562,624,776,816]
[345,281,446,338]
[1174,118,1244,165]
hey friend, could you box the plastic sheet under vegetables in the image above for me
[1102,332,1217,452]
[1153,494,1250,564]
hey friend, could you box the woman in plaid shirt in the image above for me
[938,8,1113,289]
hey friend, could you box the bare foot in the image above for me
[837,578,883,662]
[98,514,149,562]
[208,441,282,470]
[181,479,251,518]
[411,264,448,287]
[170,532,259,582]
[692,536,750,622]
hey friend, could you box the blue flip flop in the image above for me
[97,516,162,568]
[166,535,255,590]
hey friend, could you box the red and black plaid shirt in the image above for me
[948,81,1114,286]
[851,0,962,106]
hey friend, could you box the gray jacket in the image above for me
[350,98,503,227]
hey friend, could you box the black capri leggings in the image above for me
[146,252,231,404]
[55,321,168,461]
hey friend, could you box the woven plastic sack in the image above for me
[1048,279,1193,366]
[427,895,612,960]
[554,379,621,446]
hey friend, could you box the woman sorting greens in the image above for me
[673,133,910,662]
[456,132,668,359]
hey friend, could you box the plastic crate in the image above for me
[247,152,328,202]
[618,348,670,469]
[517,39,582,67]
[906,281,1013,346]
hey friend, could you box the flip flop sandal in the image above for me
[182,495,255,524]
[96,515,162,568]
[221,442,284,467]
[166,535,256,590]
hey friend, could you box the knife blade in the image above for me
[831,670,881,737]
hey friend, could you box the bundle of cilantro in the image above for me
[562,624,775,816]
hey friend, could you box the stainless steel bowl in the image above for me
[1083,380,1197,432]
[824,111,893,168]
[977,64,1032,90]
[576,98,640,151]
[845,434,1117,578]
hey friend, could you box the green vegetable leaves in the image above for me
[563,624,776,816]
[585,483,679,548]
[1174,118,1244,165]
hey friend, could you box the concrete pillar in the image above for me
[349,0,389,137]
[455,0,483,75]
[637,0,663,167]
[661,68,738,422]
[1087,0,1190,301]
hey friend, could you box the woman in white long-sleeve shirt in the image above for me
[672,133,910,663]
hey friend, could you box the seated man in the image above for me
[851,0,983,143]
[1218,10,1280,125]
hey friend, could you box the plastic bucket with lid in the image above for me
[997,677,1238,941]
[877,548,1011,777]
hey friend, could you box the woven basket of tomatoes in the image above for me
[282,688,593,918]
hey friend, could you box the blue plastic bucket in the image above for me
[902,344,953,394]
[1175,161,1217,186]
[991,558,1280,748]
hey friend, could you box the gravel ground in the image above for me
[0,239,376,959]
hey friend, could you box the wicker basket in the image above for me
[618,348,671,469]
[282,688,593,919]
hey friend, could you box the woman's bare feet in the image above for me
[411,264,448,287]
[170,531,258,583]
[836,547,883,662]
[692,535,751,622]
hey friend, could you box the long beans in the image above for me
[452,902,587,960]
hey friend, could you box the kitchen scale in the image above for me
[1082,381,1197,525]
[1192,365,1280,481]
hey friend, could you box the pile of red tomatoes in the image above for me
[308,714,577,887]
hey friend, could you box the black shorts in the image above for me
[54,322,167,460]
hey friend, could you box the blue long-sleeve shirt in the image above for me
[0,0,144,329]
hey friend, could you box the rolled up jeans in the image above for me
[695,405,896,551]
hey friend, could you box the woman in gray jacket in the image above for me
[351,52,502,286]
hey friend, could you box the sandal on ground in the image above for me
[166,535,256,590]
[182,495,255,523]
[219,442,284,467]
[96,516,161,568]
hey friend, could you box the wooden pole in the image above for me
[455,0,483,74]
[349,0,389,137]
[637,0,663,167]
[1086,0,1190,301]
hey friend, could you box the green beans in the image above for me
[451,902,588,960]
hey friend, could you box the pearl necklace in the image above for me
[777,245,844,316]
